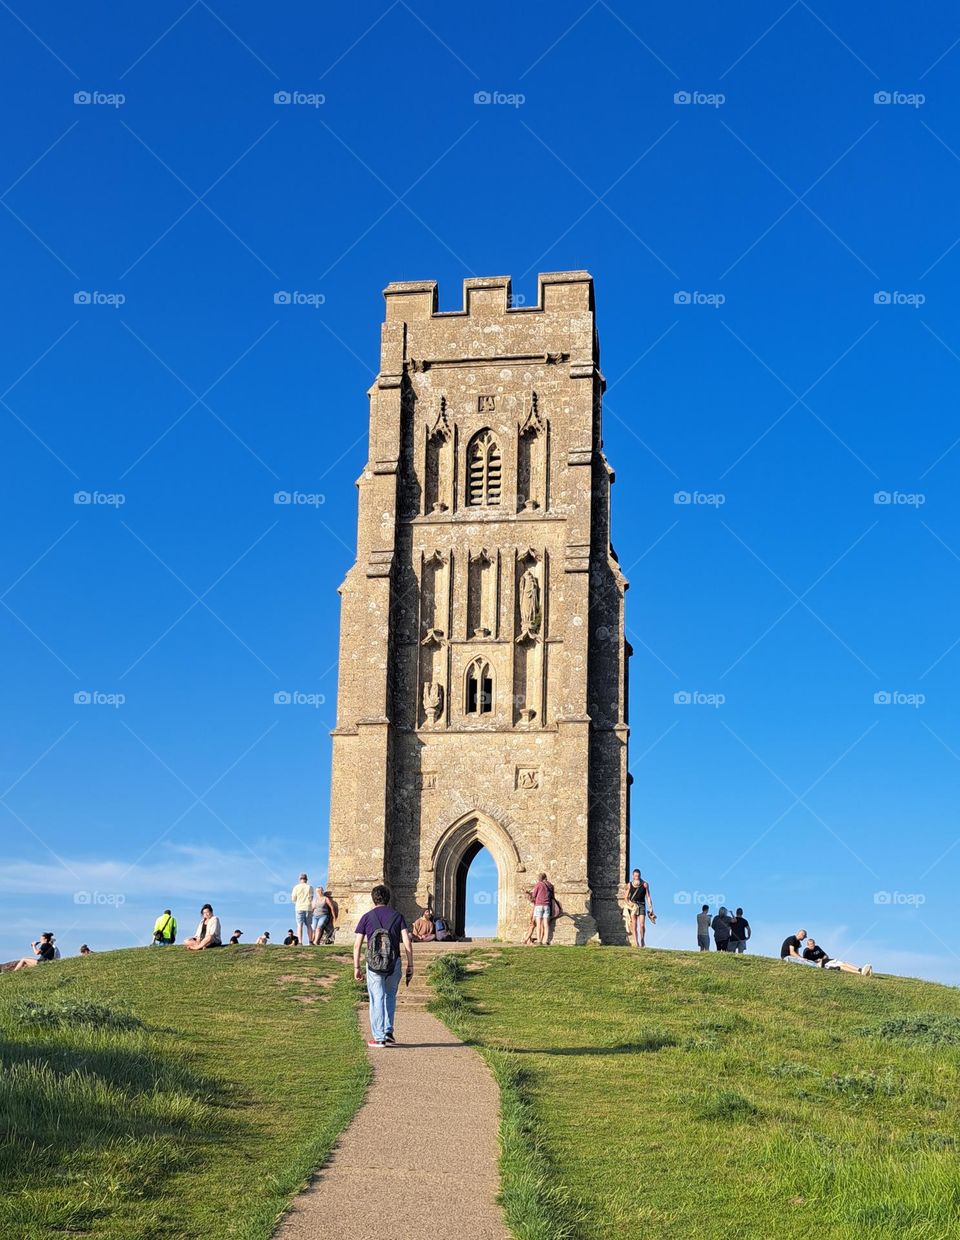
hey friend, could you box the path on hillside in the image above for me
[275,942,509,1240]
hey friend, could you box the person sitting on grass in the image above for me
[803,937,873,976]
[780,929,809,962]
[256,931,271,945]
[183,905,222,950]
[229,929,243,946]
[1,932,57,971]
[411,909,436,942]
[283,929,299,946]
[434,914,452,942]
[79,944,92,956]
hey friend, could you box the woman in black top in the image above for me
[3,932,57,971]
[622,869,655,948]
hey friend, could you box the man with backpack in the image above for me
[353,884,413,1048]
[152,909,177,946]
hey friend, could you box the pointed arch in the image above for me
[466,428,502,507]
[430,811,523,937]
[464,655,493,715]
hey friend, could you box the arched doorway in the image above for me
[431,812,522,941]
[460,845,498,938]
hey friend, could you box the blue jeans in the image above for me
[366,960,402,1042]
[729,940,746,953]
[295,910,313,942]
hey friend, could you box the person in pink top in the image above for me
[529,872,554,945]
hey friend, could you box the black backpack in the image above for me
[366,909,401,974]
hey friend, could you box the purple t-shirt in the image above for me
[356,905,409,956]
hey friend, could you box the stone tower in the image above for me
[327,271,630,944]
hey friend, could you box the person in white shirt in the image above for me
[184,904,222,950]
[291,873,314,946]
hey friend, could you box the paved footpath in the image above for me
[276,942,509,1240]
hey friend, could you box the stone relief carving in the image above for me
[422,682,444,725]
[517,568,541,641]
[516,766,540,789]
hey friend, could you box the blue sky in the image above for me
[2,2,960,981]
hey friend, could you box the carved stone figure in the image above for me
[422,681,443,725]
[518,569,540,638]
[327,271,629,947]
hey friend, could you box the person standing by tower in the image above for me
[290,873,314,947]
[623,869,656,948]
[530,872,554,945]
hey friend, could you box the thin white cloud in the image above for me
[0,842,312,900]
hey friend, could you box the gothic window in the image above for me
[465,657,493,715]
[466,429,501,507]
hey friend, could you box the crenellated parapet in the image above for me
[328,271,630,947]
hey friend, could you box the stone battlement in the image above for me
[383,271,594,321]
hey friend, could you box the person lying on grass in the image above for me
[803,937,873,976]
[183,904,222,950]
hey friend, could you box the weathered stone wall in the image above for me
[327,273,630,944]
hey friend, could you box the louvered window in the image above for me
[467,430,501,507]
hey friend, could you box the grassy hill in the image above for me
[4,944,960,1240]
[429,947,960,1240]
[0,946,367,1240]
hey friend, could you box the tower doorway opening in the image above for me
[459,845,498,939]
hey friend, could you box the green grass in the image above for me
[430,947,960,1240]
[0,945,369,1239]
